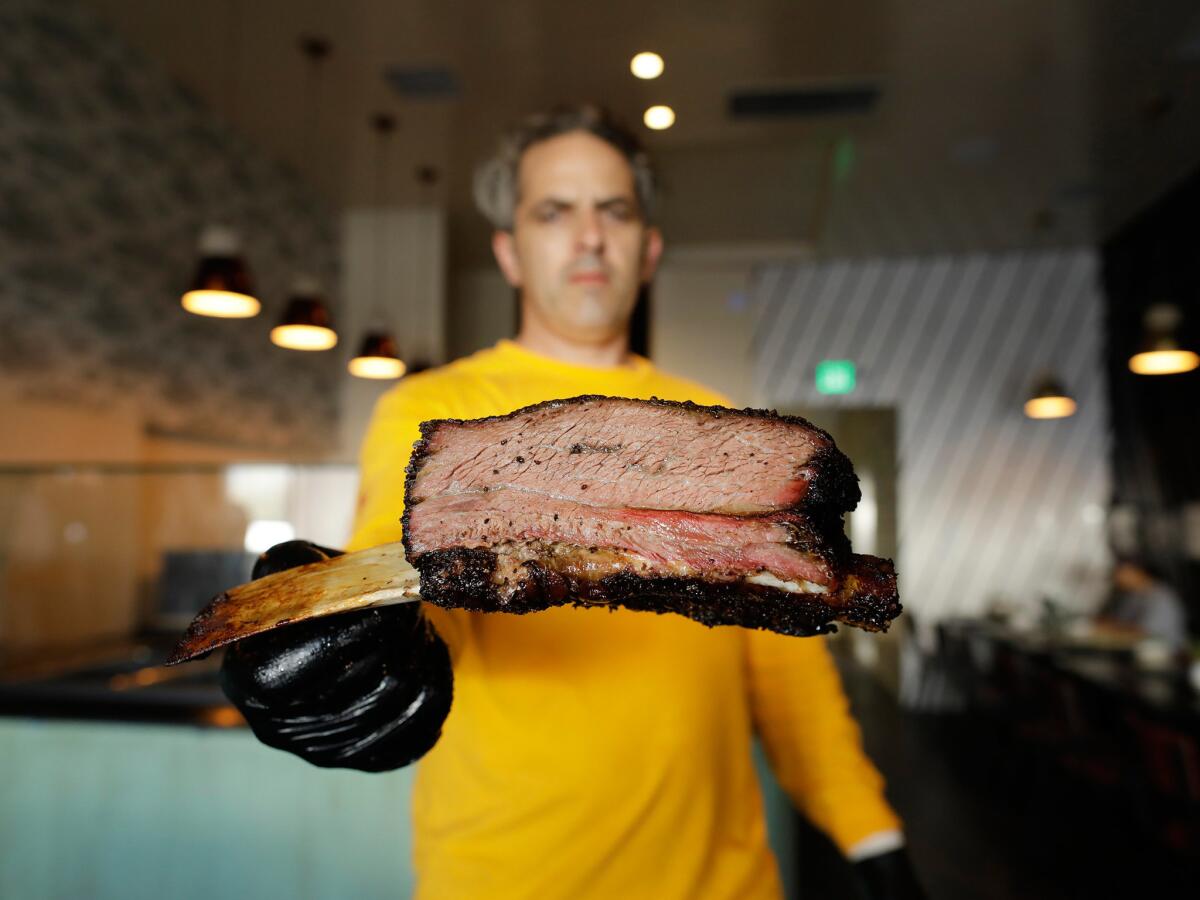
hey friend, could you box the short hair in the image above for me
[473,103,657,231]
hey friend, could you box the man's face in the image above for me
[493,131,663,346]
[1114,563,1145,592]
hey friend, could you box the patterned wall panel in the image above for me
[0,0,340,452]
[752,250,1111,622]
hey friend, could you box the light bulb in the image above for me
[643,105,675,130]
[348,356,406,379]
[630,52,664,80]
[1129,349,1199,375]
[1024,395,1077,419]
[181,289,260,318]
[271,324,337,351]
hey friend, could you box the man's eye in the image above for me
[605,205,634,221]
[536,207,562,222]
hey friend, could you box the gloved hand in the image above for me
[220,540,453,772]
[852,847,926,900]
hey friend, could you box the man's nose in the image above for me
[574,209,605,254]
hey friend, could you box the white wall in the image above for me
[446,267,515,362]
[751,249,1111,623]
[650,258,761,406]
[336,207,446,461]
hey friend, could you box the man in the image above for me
[1097,557,1188,650]
[222,105,923,899]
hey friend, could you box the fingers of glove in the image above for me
[239,627,453,772]
[220,604,423,708]
[252,539,344,580]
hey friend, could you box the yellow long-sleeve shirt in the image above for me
[348,339,900,899]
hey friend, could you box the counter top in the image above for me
[944,619,1200,733]
[0,636,244,728]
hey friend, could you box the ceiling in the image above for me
[83,0,1200,265]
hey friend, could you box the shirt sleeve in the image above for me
[1141,587,1188,648]
[347,378,455,553]
[743,629,902,854]
[347,379,469,655]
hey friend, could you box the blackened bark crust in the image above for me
[413,547,901,637]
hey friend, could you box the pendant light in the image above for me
[348,332,405,379]
[395,164,439,377]
[1128,304,1199,375]
[181,225,260,317]
[271,37,338,352]
[181,0,259,318]
[1024,373,1077,420]
[349,113,406,380]
[271,275,338,350]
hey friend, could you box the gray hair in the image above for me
[473,104,657,231]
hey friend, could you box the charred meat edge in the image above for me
[413,548,900,636]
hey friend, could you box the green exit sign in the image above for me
[815,360,856,395]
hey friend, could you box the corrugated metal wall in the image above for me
[751,249,1111,622]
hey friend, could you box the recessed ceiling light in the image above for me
[630,52,664,80]
[643,104,675,130]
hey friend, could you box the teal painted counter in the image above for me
[1,719,417,900]
[0,719,796,899]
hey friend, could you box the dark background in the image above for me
[1103,165,1200,627]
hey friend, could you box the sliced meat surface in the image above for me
[406,490,847,587]
[405,396,860,516]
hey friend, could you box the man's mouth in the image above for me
[569,271,610,285]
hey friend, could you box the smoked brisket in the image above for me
[403,396,900,636]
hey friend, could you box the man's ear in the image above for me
[492,230,522,287]
[640,226,664,283]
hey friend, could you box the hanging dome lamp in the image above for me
[271,37,338,352]
[348,331,406,379]
[1128,304,1199,375]
[180,3,259,319]
[271,276,338,350]
[1023,373,1077,420]
[348,113,406,380]
[181,225,261,318]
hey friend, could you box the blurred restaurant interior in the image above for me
[2,0,1200,897]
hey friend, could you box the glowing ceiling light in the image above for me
[181,225,260,318]
[270,277,337,351]
[1128,304,1199,375]
[1129,349,1200,375]
[643,104,675,130]
[182,289,260,318]
[348,331,406,380]
[1024,395,1078,419]
[1024,374,1077,420]
[630,52,664,80]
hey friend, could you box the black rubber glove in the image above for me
[220,540,453,772]
[852,848,926,900]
